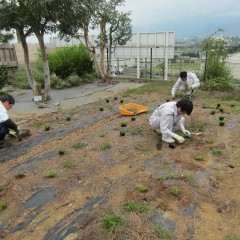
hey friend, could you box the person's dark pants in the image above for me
[0,123,9,141]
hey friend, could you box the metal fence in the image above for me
[114,46,240,81]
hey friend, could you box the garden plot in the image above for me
[0,83,239,240]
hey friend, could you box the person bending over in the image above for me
[171,71,200,99]
[0,94,18,148]
[149,99,193,144]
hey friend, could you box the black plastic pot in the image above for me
[216,103,221,109]
[210,110,215,115]
[106,99,109,103]
[120,100,123,103]
[66,116,71,121]
[131,117,136,121]
[100,107,103,111]
[114,97,118,100]
[219,108,224,112]
[169,143,175,149]
[45,126,50,131]
[219,116,225,121]
[120,131,125,136]
[219,121,225,126]
[121,122,127,127]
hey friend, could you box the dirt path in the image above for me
[0,83,239,240]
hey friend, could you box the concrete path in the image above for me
[6,82,145,119]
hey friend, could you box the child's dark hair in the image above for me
[0,94,15,105]
[180,71,187,78]
[176,99,193,115]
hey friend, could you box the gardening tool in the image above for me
[190,132,203,136]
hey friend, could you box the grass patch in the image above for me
[124,200,150,213]
[158,173,177,182]
[58,147,65,155]
[15,172,26,179]
[190,122,205,132]
[100,142,112,150]
[211,147,222,156]
[129,127,142,135]
[72,142,87,149]
[194,155,204,161]
[44,170,58,178]
[63,159,77,169]
[0,202,7,211]
[170,187,181,196]
[181,172,194,182]
[135,143,150,152]
[231,106,240,114]
[153,225,172,239]
[227,237,240,240]
[0,184,4,191]
[101,214,123,230]
[138,184,149,193]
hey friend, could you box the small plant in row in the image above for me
[63,159,77,169]
[194,155,204,161]
[44,124,50,131]
[170,187,181,196]
[138,184,149,193]
[72,142,87,149]
[100,141,112,151]
[0,202,7,211]
[124,200,150,213]
[101,214,123,230]
[120,129,125,136]
[44,170,58,178]
[58,147,65,155]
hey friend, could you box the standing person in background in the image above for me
[0,94,19,148]
[149,99,193,144]
[171,71,200,99]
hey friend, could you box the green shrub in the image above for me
[48,44,94,79]
[124,200,149,213]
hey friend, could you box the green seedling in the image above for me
[206,139,213,143]
[219,120,225,126]
[170,187,181,196]
[120,130,125,136]
[66,116,71,121]
[0,202,7,211]
[44,170,58,178]
[72,142,87,149]
[138,184,149,193]
[0,184,4,192]
[210,110,215,115]
[63,159,76,169]
[15,172,26,179]
[101,214,123,230]
[58,147,65,155]
[100,142,112,150]
[194,155,204,161]
[44,124,50,131]
[121,122,127,127]
[124,200,150,213]
[212,147,222,156]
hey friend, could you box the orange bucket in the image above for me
[119,103,148,116]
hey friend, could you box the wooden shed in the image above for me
[0,43,18,79]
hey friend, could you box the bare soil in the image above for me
[0,83,239,240]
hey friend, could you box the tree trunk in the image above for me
[83,28,109,83]
[17,28,40,96]
[35,31,51,101]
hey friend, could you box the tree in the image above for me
[58,0,132,83]
[0,1,38,96]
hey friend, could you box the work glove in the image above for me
[9,129,18,137]
[173,134,185,143]
[186,85,192,91]
[182,129,191,138]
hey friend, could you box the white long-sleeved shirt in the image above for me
[0,101,9,123]
[149,102,184,138]
[171,72,200,96]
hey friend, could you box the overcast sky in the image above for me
[121,0,240,38]
[26,0,240,43]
